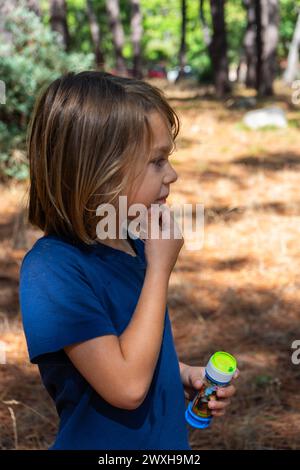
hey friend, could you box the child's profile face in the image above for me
[126,111,178,213]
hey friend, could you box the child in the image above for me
[19,71,238,450]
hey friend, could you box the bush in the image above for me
[0,5,94,181]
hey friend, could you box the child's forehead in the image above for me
[147,112,174,153]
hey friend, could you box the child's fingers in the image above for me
[211,410,226,417]
[216,385,236,398]
[159,205,183,240]
[141,205,159,239]
[233,368,240,379]
[208,398,231,410]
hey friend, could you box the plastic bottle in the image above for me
[185,351,237,429]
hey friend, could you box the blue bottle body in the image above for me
[185,373,219,429]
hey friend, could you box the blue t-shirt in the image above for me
[19,233,191,450]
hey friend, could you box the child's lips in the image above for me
[156,197,167,204]
[155,194,169,204]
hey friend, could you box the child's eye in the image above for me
[153,158,166,168]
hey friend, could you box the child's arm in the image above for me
[64,265,171,411]
[65,206,183,411]
[118,265,170,402]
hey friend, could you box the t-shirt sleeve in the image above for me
[19,242,118,364]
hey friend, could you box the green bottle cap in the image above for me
[211,351,237,373]
[206,351,237,384]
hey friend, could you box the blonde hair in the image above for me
[27,70,180,245]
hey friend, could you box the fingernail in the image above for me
[195,380,202,387]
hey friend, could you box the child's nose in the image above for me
[164,162,178,185]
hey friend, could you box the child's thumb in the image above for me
[191,368,205,389]
[194,379,203,388]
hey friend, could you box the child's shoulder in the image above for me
[20,234,85,272]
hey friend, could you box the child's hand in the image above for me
[142,204,184,276]
[180,364,240,417]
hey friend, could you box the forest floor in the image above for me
[0,79,300,450]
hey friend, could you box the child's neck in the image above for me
[95,217,137,256]
[97,236,137,257]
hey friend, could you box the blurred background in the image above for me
[0,0,300,450]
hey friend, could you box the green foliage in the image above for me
[141,0,181,68]
[226,0,247,65]
[0,0,299,182]
[0,5,94,181]
[278,0,300,59]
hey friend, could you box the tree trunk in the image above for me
[242,0,279,95]
[258,0,279,96]
[209,0,231,97]
[243,0,257,87]
[86,0,105,69]
[49,0,70,51]
[255,0,263,91]
[129,0,143,79]
[176,0,187,82]
[199,0,211,47]
[283,11,300,84]
[105,0,127,76]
